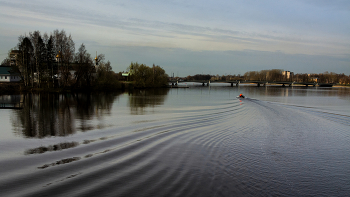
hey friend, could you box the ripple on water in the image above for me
[1,98,350,197]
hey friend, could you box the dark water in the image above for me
[0,86,349,196]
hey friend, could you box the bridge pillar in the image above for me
[202,83,205,86]
[257,83,260,87]
[231,83,233,87]
[282,84,285,87]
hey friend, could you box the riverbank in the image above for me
[0,82,135,95]
[1,82,348,95]
[333,84,350,88]
[0,83,22,94]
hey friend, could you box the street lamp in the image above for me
[55,51,62,88]
[95,51,98,66]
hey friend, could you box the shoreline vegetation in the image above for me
[1,29,349,95]
[1,80,349,95]
[0,81,349,95]
[0,29,170,94]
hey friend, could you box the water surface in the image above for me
[0,86,349,196]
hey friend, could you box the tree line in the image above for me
[2,29,120,90]
[244,70,350,84]
[182,69,350,85]
[127,62,169,88]
[1,29,170,90]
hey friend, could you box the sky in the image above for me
[0,0,349,76]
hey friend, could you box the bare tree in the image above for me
[16,36,34,86]
[52,29,75,87]
[74,43,94,88]
[1,57,10,66]
[46,35,56,87]
[30,31,46,87]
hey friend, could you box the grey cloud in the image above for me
[301,0,350,11]
[3,0,347,48]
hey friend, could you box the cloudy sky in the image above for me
[1,0,349,76]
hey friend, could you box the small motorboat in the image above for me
[237,94,245,98]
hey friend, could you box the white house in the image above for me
[0,66,21,82]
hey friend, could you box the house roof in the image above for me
[0,66,11,75]
[122,73,130,77]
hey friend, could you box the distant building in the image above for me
[311,77,319,83]
[10,50,21,67]
[122,72,131,81]
[282,71,294,81]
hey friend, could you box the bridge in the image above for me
[169,80,333,87]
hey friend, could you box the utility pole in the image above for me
[153,64,155,85]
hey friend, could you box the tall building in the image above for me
[10,50,21,67]
[282,71,294,81]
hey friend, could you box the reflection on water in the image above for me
[38,157,81,169]
[128,88,170,115]
[4,87,349,139]
[0,94,22,103]
[11,92,122,138]
[239,86,350,98]
[0,86,350,196]
[25,141,79,155]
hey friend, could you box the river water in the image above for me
[0,85,349,197]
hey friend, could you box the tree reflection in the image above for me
[25,141,79,155]
[128,88,169,115]
[12,92,121,138]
